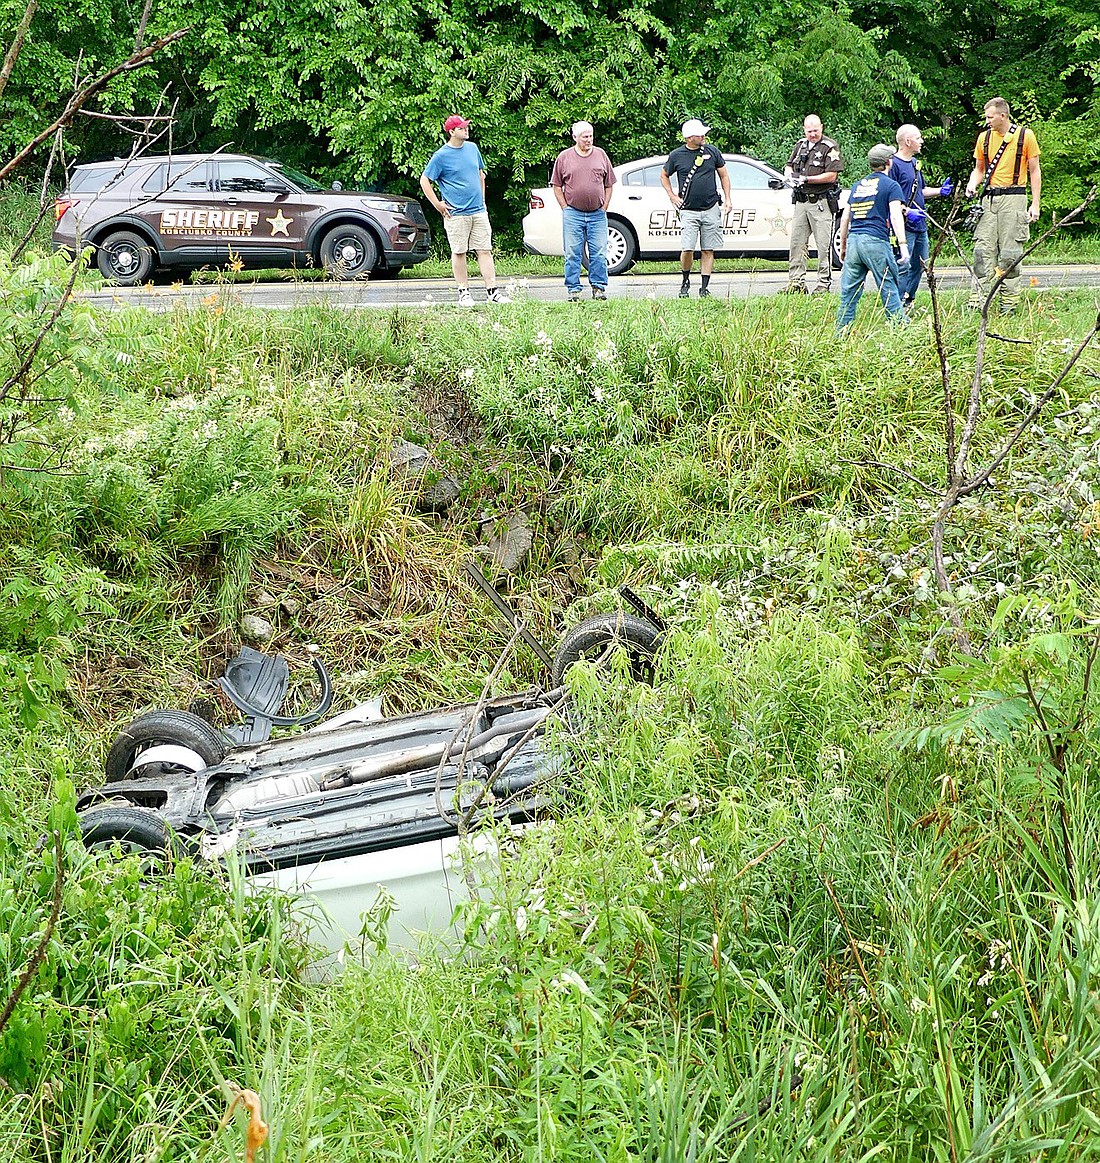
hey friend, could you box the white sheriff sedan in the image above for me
[523,153,843,276]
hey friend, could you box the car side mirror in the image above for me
[330,180,343,191]
[767,178,785,190]
[264,181,291,194]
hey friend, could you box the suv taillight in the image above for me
[529,194,544,210]
[54,197,77,221]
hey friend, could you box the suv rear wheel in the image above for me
[96,230,156,285]
[320,224,378,279]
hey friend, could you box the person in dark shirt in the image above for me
[660,120,732,298]
[835,144,910,331]
[783,115,844,294]
[887,124,951,308]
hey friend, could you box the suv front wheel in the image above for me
[320,224,378,279]
[96,230,156,285]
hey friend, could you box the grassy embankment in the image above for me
[3,272,1100,1160]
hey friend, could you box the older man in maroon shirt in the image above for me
[551,120,616,301]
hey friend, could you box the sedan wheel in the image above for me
[79,802,178,858]
[104,709,228,781]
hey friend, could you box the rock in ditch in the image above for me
[388,440,461,513]
[240,613,275,644]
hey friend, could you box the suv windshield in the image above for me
[267,162,325,192]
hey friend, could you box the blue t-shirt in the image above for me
[887,156,926,233]
[423,142,486,216]
[846,172,904,241]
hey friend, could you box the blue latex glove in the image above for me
[939,177,954,197]
[905,207,927,228]
[897,256,911,274]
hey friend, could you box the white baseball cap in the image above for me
[681,119,710,138]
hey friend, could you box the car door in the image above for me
[719,158,792,256]
[212,159,303,260]
[615,162,680,256]
[136,160,215,261]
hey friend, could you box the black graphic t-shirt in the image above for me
[663,144,726,211]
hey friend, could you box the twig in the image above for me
[0,28,190,185]
[823,875,887,1027]
[959,313,1100,497]
[732,837,787,881]
[0,831,63,1039]
[835,457,940,496]
[0,0,39,106]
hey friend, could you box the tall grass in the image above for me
[2,284,1100,1158]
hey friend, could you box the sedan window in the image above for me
[725,161,773,189]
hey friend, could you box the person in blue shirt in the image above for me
[835,144,911,332]
[420,115,510,306]
[888,125,952,308]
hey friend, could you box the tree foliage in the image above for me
[0,0,1097,224]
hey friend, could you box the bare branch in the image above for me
[0,832,63,1039]
[960,313,1100,496]
[835,456,940,496]
[0,28,190,184]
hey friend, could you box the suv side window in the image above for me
[143,161,211,194]
[216,160,276,193]
[69,166,126,194]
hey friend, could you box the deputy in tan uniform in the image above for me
[965,96,1041,315]
[783,115,844,294]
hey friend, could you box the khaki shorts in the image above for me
[444,212,492,253]
[679,204,723,252]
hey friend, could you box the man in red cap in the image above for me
[420,116,510,305]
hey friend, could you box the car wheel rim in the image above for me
[334,237,364,273]
[607,229,627,269]
[112,248,137,274]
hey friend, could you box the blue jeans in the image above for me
[836,234,905,331]
[563,207,608,293]
[901,228,928,303]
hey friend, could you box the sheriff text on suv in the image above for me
[53,152,431,285]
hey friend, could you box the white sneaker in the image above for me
[456,287,474,306]
[487,287,512,304]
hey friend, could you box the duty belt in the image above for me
[983,186,1026,197]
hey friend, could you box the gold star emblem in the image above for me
[266,210,292,236]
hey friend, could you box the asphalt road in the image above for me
[79,264,1100,311]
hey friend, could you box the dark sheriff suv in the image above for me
[53,152,431,284]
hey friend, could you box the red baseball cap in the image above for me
[443,115,470,133]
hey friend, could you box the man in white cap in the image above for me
[551,120,616,301]
[661,119,731,298]
[783,114,845,294]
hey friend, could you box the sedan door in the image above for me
[719,159,793,256]
[616,162,681,255]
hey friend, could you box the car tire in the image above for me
[320,224,378,279]
[580,219,637,278]
[831,215,844,270]
[104,710,229,781]
[79,802,178,857]
[551,613,661,688]
[95,230,156,286]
